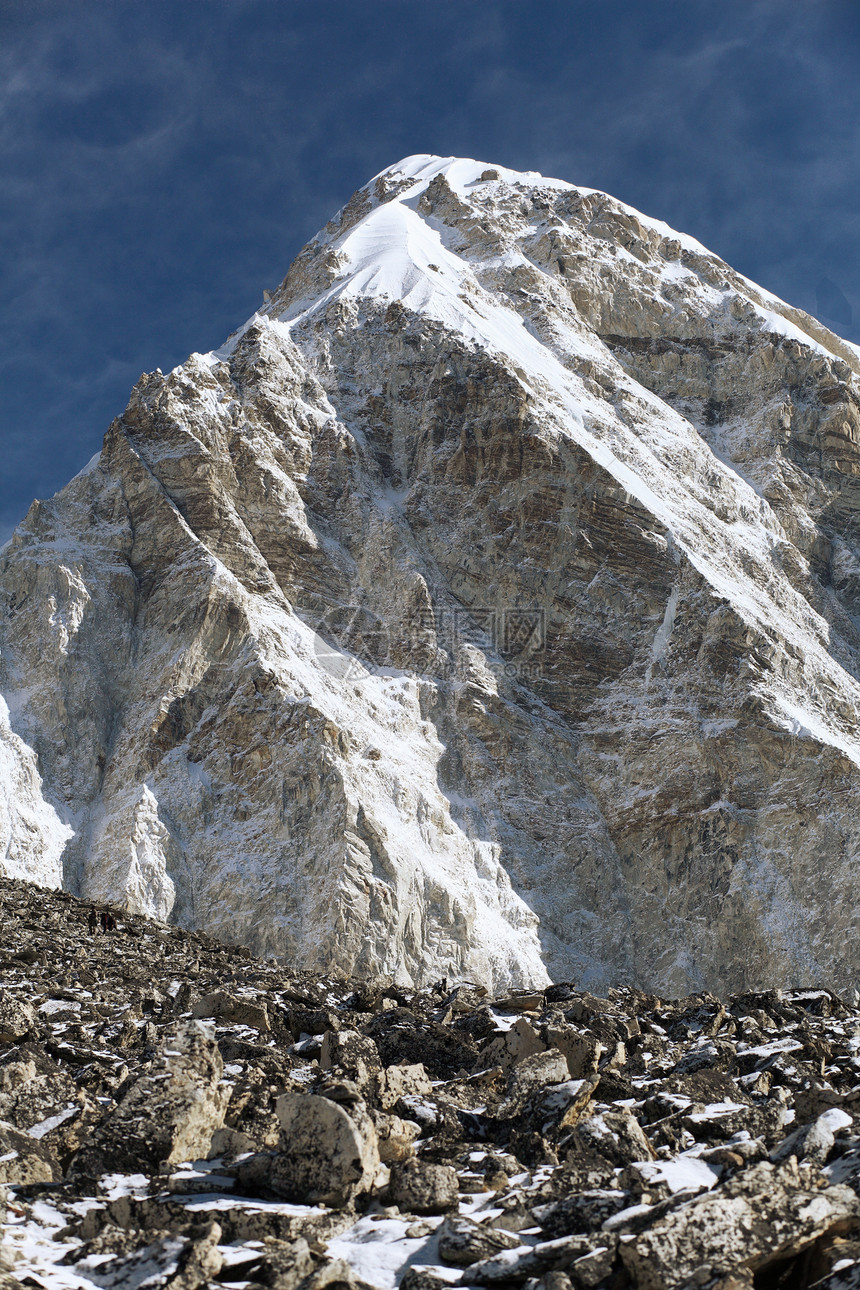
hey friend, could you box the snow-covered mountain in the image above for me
[3,154,860,993]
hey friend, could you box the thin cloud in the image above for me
[1,0,858,538]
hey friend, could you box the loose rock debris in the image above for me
[4,878,860,1289]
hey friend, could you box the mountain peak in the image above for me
[3,160,860,993]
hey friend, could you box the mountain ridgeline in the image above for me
[2,155,860,994]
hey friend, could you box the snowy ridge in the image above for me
[274,155,860,762]
[0,694,70,887]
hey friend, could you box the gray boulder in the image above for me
[771,1107,853,1165]
[191,991,269,1031]
[389,1159,458,1214]
[376,1062,432,1110]
[71,1021,228,1175]
[271,1091,379,1205]
[320,1029,380,1089]
[505,1050,570,1108]
[546,1028,603,1079]
[570,1111,654,1166]
[437,1214,522,1265]
[619,1161,860,1290]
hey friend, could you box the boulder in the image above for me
[0,992,35,1043]
[320,1029,380,1088]
[70,1021,228,1175]
[0,1120,60,1184]
[565,1247,616,1289]
[505,1050,570,1107]
[547,1029,603,1079]
[532,1191,630,1237]
[538,1076,600,1134]
[191,991,269,1031]
[0,1067,80,1134]
[437,1214,523,1265]
[389,1159,458,1214]
[771,1107,853,1165]
[482,1017,547,1070]
[399,1271,453,1290]
[570,1110,655,1166]
[619,1161,860,1290]
[506,1017,547,1063]
[376,1062,433,1109]
[271,1091,379,1205]
[245,1236,316,1290]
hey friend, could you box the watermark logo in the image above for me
[311,604,546,682]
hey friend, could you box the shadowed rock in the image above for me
[70,1021,228,1176]
[271,1091,380,1205]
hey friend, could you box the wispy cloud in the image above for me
[1,0,858,535]
[483,3,860,333]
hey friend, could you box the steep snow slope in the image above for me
[3,155,860,992]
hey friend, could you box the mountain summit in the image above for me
[3,155,860,993]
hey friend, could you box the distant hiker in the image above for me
[100,910,110,935]
[88,909,98,936]
[106,911,117,932]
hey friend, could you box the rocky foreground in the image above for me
[4,878,860,1290]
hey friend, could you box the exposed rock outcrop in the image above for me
[70,1020,228,1178]
[3,155,860,992]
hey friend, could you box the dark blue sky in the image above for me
[2,0,859,543]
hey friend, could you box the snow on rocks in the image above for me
[0,1120,60,1184]
[618,1161,860,1290]
[5,881,860,1287]
[434,1214,521,1266]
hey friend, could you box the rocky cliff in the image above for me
[2,154,860,994]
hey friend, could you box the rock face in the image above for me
[3,154,860,992]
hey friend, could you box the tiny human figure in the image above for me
[87,909,98,936]
[100,910,109,935]
[106,911,117,932]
